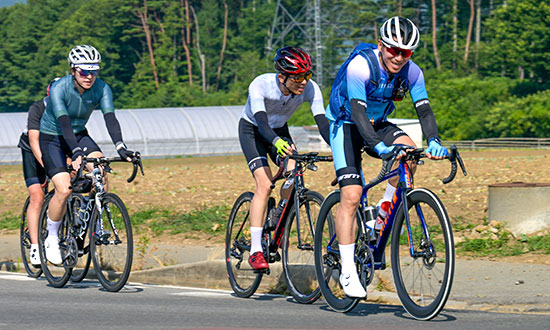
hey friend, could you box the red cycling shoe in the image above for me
[248,251,269,270]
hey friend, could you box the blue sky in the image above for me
[0,0,26,8]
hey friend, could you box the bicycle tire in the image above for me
[90,193,133,292]
[38,193,72,288]
[20,196,42,278]
[69,193,91,283]
[391,188,455,320]
[314,190,361,312]
[225,192,262,298]
[282,190,323,304]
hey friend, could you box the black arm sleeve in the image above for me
[350,98,382,147]
[414,99,439,141]
[57,115,82,154]
[314,114,330,146]
[104,112,124,145]
[27,100,45,131]
[253,111,279,145]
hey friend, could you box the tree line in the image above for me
[0,0,548,140]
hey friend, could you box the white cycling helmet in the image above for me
[380,16,420,51]
[67,45,101,70]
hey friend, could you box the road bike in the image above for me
[38,154,144,292]
[20,182,51,278]
[314,145,466,320]
[226,152,332,303]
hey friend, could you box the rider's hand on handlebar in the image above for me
[71,149,84,171]
[374,141,407,160]
[274,138,294,158]
[425,138,448,160]
[116,143,135,162]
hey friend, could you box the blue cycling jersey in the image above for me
[40,75,114,135]
[326,49,428,125]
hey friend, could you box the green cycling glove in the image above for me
[274,138,291,157]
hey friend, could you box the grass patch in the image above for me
[132,204,231,237]
[456,230,550,257]
[0,212,19,231]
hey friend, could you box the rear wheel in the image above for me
[314,191,361,312]
[225,192,262,298]
[20,196,42,278]
[90,193,133,292]
[391,188,455,320]
[282,191,323,304]
[38,194,72,288]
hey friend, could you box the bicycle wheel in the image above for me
[20,196,42,278]
[391,188,455,320]
[69,194,91,283]
[282,190,323,304]
[225,192,262,298]
[314,190,361,312]
[90,193,133,292]
[38,194,72,288]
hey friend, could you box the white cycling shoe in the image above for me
[30,247,41,266]
[339,271,367,298]
[45,237,63,265]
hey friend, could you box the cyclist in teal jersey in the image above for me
[39,45,136,265]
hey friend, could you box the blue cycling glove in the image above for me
[374,142,395,157]
[426,138,448,157]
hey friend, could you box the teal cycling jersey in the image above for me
[40,75,114,135]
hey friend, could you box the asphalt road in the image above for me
[1,272,548,330]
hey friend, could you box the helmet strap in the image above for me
[72,71,91,92]
[281,75,295,96]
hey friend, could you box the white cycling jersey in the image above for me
[240,73,325,128]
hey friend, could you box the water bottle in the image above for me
[268,199,287,230]
[77,197,89,227]
[364,205,377,234]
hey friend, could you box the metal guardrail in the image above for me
[442,138,550,149]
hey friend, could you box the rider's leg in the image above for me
[27,183,45,245]
[45,172,71,264]
[249,166,273,254]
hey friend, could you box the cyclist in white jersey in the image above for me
[238,46,330,270]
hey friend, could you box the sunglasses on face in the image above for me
[75,68,99,77]
[289,71,313,83]
[383,44,413,58]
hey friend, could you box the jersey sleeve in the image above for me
[27,100,45,131]
[248,77,267,115]
[306,80,325,116]
[49,84,69,119]
[407,63,429,103]
[99,82,115,115]
[346,56,371,103]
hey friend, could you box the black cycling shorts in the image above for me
[21,148,46,187]
[238,118,294,173]
[39,130,101,179]
[331,121,409,187]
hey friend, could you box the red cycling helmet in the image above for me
[274,46,312,75]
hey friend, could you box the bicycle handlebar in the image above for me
[69,152,145,186]
[368,144,467,186]
[272,151,333,183]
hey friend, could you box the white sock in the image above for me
[47,217,61,240]
[250,226,263,254]
[339,243,356,274]
[382,183,396,203]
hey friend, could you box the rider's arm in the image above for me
[307,80,330,146]
[104,112,124,147]
[27,100,46,165]
[346,57,383,148]
[57,115,83,158]
[408,66,439,141]
[253,111,279,145]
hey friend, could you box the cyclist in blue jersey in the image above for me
[39,45,136,265]
[17,78,60,265]
[239,46,330,271]
[326,17,448,297]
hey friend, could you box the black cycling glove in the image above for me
[116,143,135,161]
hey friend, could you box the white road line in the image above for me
[0,273,35,281]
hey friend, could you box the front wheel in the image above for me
[90,193,133,292]
[282,190,323,304]
[314,190,361,313]
[225,192,262,298]
[391,188,455,320]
